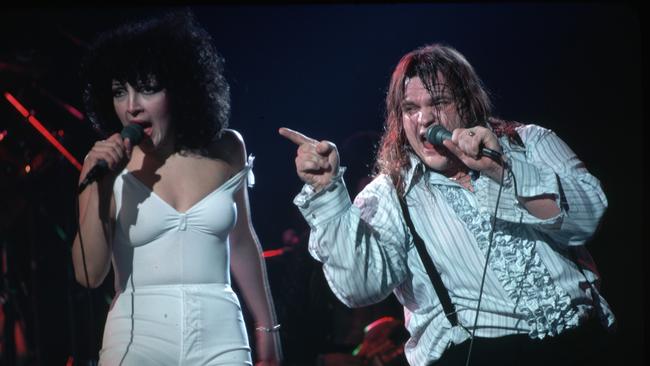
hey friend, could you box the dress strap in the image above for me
[220,154,255,193]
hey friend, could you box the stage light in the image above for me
[262,249,285,258]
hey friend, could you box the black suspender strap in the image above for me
[398,195,459,327]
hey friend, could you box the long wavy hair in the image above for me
[80,9,230,153]
[375,44,493,195]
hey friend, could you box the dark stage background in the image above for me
[0,3,643,365]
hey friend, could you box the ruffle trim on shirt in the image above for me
[437,185,580,339]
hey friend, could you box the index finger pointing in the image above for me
[279,127,316,146]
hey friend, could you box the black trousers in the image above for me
[431,318,614,366]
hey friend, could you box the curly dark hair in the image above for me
[80,9,230,152]
[375,44,493,195]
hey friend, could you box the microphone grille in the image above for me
[121,124,145,145]
[426,125,450,146]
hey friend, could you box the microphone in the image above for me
[78,124,144,193]
[426,125,502,162]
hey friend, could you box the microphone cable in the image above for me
[73,183,99,366]
[464,159,509,366]
[72,125,141,365]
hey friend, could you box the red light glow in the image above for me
[262,249,285,258]
[4,92,82,171]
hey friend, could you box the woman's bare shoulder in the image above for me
[206,129,247,170]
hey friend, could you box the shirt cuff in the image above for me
[508,156,560,199]
[293,167,352,228]
[502,157,563,225]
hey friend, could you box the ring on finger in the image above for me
[467,129,475,137]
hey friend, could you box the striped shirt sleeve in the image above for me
[294,174,410,307]
[484,124,607,246]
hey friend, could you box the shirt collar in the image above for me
[402,153,425,195]
[401,123,521,193]
[402,153,481,194]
